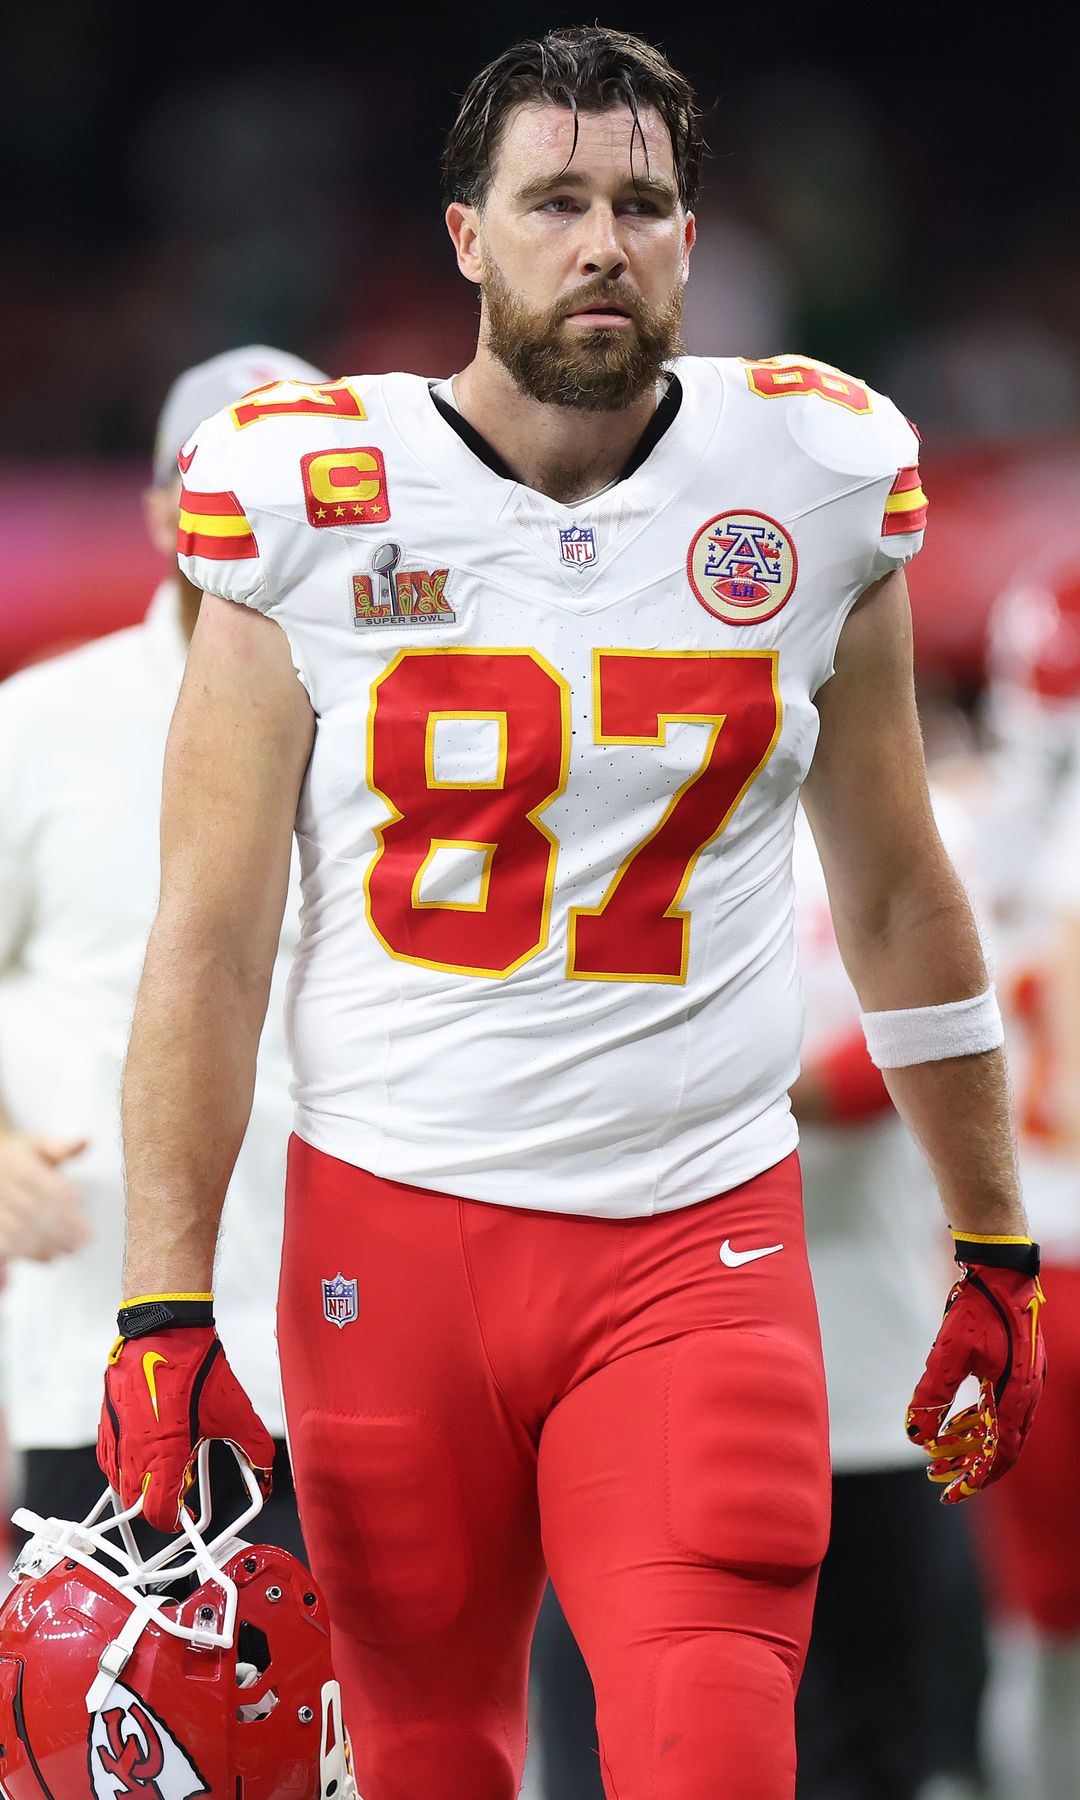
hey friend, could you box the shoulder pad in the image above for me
[730,354,920,483]
[175,375,393,606]
[179,375,384,514]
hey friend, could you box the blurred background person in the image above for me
[0,1129,90,1266]
[791,796,990,1800]
[0,345,324,1552]
[956,570,1080,1800]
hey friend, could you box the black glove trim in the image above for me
[965,1272,1015,1403]
[951,1233,1040,1278]
[188,1336,223,1448]
[117,1298,216,1338]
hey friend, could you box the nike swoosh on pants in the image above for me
[718,1239,784,1267]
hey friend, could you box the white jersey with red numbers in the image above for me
[177,355,925,1217]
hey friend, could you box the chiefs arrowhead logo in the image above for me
[89,1681,210,1799]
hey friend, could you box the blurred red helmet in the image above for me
[988,569,1080,705]
[0,1447,356,1800]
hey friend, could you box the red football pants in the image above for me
[277,1138,831,1800]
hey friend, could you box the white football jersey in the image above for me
[177,355,925,1217]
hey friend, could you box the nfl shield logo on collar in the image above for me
[322,1272,358,1328]
[560,524,597,566]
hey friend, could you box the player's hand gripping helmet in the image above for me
[0,1444,357,1799]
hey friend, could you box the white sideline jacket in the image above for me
[0,582,296,1447]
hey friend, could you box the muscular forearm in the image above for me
[881,1048,1023,1233]
[119,595,311,1301]
[833,869,1025,1234]
[828,845,987,1011]
[121,911,272,1296]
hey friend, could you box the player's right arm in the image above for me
[99,591,312,1528]
[121,591,313,1297]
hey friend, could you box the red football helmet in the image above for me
[0,1445,357,1799]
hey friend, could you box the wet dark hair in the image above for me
[442,25,705,212]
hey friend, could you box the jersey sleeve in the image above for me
[742,356,928,582]
[175,379,384,706]
[871,409,927,576]
[175,406,269,612]
[745,355,930,692]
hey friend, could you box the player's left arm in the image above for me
[802,567,1045,1499]
[803,568,1018,1229]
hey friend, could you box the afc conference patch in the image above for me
[559,524,597,566]
[687,510,797,625]
[322,1272,358,1329]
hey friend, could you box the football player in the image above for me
[99,28,1045,1800]
[0,346,322,1554]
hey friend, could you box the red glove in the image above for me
[906,1234,1046,1504]
[97,1293,275,1532]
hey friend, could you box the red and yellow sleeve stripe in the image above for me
[177,486,259,561]
[882,464,928,537]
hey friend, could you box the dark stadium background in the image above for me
[3,2,1080,677]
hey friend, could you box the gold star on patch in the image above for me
[353,503,363,515]
[335,506,345,517]
[370,503,383,517]
[316,507,326,519]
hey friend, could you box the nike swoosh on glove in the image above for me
[98,1328,275,1531]
[906,1249,1046,1504]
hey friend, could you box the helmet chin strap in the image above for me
[84,1608,147,1713]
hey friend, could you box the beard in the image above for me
[481,262,685,412]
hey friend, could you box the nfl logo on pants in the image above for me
[322,1272,358,1328]
[560,525,597,565]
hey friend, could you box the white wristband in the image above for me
[860,986,1005,1069]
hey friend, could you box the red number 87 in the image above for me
[365,647,781,983]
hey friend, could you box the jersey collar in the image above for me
[428,375,684,492]
[383,360,726,594]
